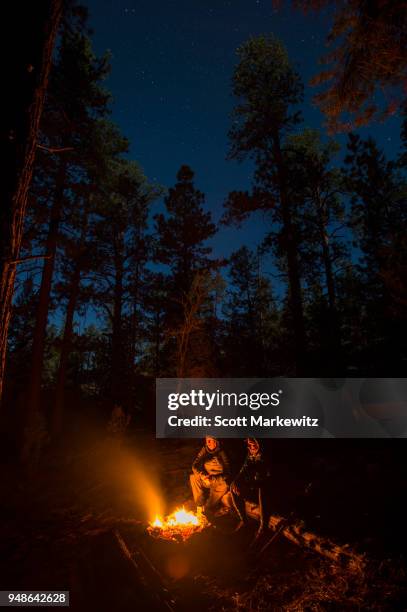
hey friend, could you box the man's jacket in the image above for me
[192,445,231,479]
[234,452,271,489]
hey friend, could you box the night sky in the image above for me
[85,0,402,260]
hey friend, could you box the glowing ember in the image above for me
[148,506,209,542]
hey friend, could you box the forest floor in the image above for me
[0,423,406,611]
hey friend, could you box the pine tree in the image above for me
[155,165,217,297]
[283,129,347,370]
[154,165,218,375]
[224,35,306,373]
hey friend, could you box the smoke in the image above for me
[63,421,166,523]
[122,448,165,521]
[101,440,166,522]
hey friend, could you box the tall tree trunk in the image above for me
[316,195,343,370]
[52,263,81,436]
[23,160,66,459]
[52,211,88,436]
[111,232,125,405]
[320,228,337,315]
[129,261,141,372]
[272,130,306,374]
[0,0,62,404]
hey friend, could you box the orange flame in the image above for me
[148,506,208,542]
[151,516,164,528]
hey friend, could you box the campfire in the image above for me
[148,506,209,542]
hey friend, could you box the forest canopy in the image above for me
[1,0,406,460]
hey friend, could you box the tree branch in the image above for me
[37,144,74,153]
[9,254,52,266]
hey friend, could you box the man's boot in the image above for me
[231,493,248,532]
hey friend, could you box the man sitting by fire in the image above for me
[190,436,231,517]
[230,437,272,540]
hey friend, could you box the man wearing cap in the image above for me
[190,436,231,516]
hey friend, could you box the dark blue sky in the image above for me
[85,0,402,261]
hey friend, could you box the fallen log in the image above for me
[72,528,175,612]
[244,501,366,572]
